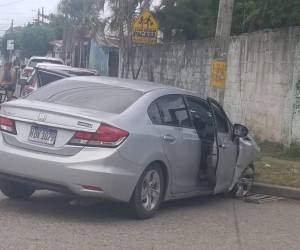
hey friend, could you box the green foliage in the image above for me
[58,0,105,38]
[232,0,300,34]
[155,0,219,42]
[0,31,22,60]
[21,24,55,58]
[284,142,300,159]
[0,15,65,60]
[155,0,300,42]
[48,14,66,40]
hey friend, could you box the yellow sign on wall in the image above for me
[211,60,227,89]
[132,9,159,45]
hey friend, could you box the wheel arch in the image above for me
[151,160,169,201]
[130,159,170,202]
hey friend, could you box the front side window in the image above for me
[211,103,230,134]
[186,96,214,139]
[156,95,191,127]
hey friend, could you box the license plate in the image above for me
[28,125,57,145]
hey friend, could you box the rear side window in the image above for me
[39,70,65,87]
[27,79,143,114]
[148,102,162,124]
[155,95,191,127]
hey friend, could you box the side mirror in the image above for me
[194,116,206,130]
[233,124,248,138]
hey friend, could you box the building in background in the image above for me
[89,31,119,77]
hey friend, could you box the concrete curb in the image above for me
[252,183,300,200]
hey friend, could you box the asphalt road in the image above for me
[0,191,299,250]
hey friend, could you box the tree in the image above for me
[232,0,300,34]
[155,0,219,42]
[58,0,106,67]
[0,31,22,60]
[21,24,55,58]
[155,0,300,42]
[107,0,154,78]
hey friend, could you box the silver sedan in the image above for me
[0,77,259,219]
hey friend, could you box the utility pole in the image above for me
[42,7,44,23]
[10,19,14,33]
[211,0,235,106]
[9,19,14,62]
[37,8,40,24]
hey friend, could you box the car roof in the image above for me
[36,63,95,73]
[67,76,195,94]
[29,57,64,62]
[36,63,97,74]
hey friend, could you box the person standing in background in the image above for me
[0,62,16,101]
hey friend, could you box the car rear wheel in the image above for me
[0,180,35,200]
[130,164,164,219]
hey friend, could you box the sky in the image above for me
[0,0,61,35]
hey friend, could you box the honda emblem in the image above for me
[38,112,47,122]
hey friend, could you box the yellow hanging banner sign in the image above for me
[132,9,159,45]
[211,60,227,89]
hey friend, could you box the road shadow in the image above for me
[0,191,227,223]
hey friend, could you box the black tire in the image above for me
[130,164,164,220]
[0,180,35,200]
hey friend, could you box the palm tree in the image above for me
[107,0,153,78]
[58,0,105,67]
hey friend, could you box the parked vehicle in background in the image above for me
[19,63,98,96]
[0,76,259,219]
[20,57,64,80]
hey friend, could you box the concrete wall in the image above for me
[127,27,300,144]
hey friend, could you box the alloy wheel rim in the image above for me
[236,177,253,197]
[141,170,161,212]
[236,167,254,198]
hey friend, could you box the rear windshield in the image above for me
[29,59,63,67]
[26,79,143,114]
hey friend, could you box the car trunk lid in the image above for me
[0,100,115,155]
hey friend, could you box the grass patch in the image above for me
[259,141,300,160]
[284,142,300,159]
[255,142,300,188]
[255,157,300,188]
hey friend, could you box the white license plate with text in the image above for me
[28,125,57,145]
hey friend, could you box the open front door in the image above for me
[207,98,239,194]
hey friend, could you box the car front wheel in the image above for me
[130,164,164,219]
[0,180,35,200]
[232,164,255,198]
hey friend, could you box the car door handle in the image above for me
[163,135,176,142]
[219,144,227,149]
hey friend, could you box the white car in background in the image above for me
[20,57,64,80]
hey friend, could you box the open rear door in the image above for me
[207,98,239,194]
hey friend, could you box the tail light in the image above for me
[68,123,129,147]
[0,116,17,134]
